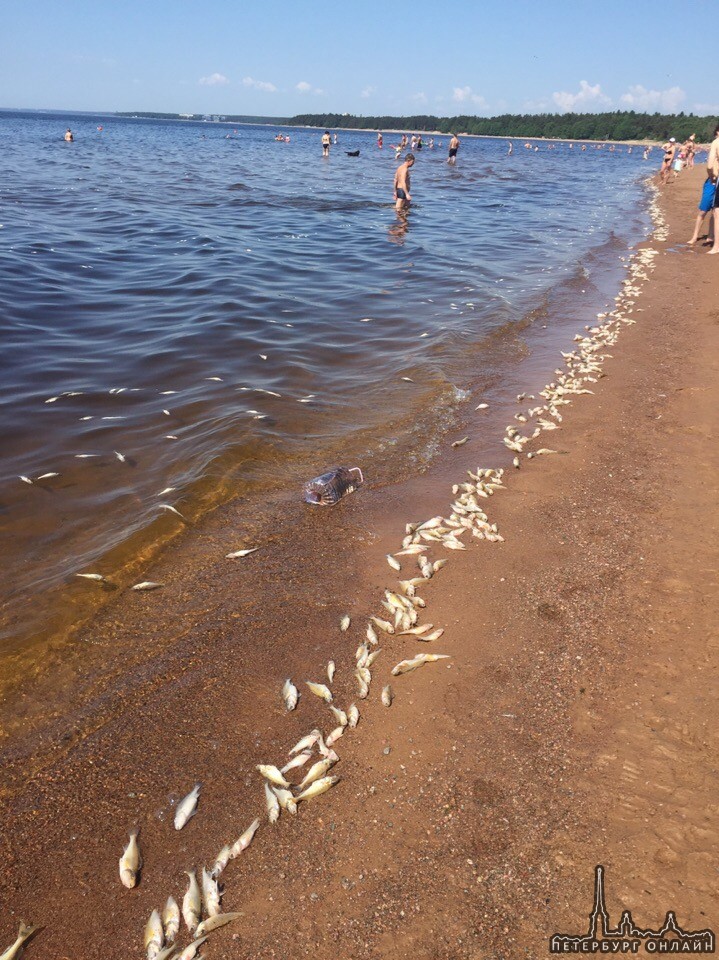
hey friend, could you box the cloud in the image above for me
[620,84,685,113]
[361,86,376,99]
[199,72,229,87]
[411,92,428,104]
[694,102,719,116]
[552,80,610,113]
[242,76,277,93]
[296,80,324,95]
[452,86,488,108]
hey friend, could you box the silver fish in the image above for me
[210,845,232,880]
[163,896,180,942]
[451,437,469,448]
[326,660,336,683]
[265,781,280,823]
[416,628,445,642]
[114,451,126,462]
[281,751,312,774]
[386,554,401,571]
[256,764,291,788]
[144,909,164,960]
[230,817,260,858]
[329,706,348,727]
[18,476,33,485]
[326,725,345,746]
[174,783,201,830]
[272,786,298,815]
[132,581,163,591]
[201,866,221,918]
[370,616,395,635]
[295,775,339,802]
[391,653,451,675]
[36,472,59,480]
[381,685,394,707]
[289,730,320,755]
[305,681,333,702]
[347,703,360,727]
[177,937,207,960]
[226,547,259,558]
[282,678,299,711]
[195,913,243,937]
[119,829,142,888]
[340,615,350,632]
[77,573,106,582]
[0,922,38,960]
[182,871,201,933]
[298,756,337,790]
[159,504,185,520]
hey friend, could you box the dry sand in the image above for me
[1,167,717,959]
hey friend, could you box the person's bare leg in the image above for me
[687,211,706,244]
[708,209,719,253]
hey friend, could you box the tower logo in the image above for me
[549,866,715,953]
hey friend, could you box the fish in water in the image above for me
[195,913,243,937]
[0,922,38,960]
[282,679,299,711]
[132,581,163,591]
[76,573,106,582]
[144,909,164,960]
[182,871,202,933]
[452,437,469,448]
[174,783,201,830]
[159,504,185,520]
[296,775,339,802]
[119,829,142,888]
[163,896,180,942]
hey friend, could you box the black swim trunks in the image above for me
[449,147,458,158]
[396,188,407,200]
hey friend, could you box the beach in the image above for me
[1,156,717,960]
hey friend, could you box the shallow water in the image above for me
[0,110,652,656]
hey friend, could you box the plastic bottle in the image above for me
[303,466,364,506]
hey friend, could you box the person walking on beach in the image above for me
[322,131,331,157]
[393,152,415,213]
[447,133,460,165]
[64,128,74,142]
[706,125,719,254]
[659,138,676,184]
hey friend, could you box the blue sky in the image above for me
[4,0,715,117]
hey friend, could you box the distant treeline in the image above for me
[115,112,284,124]
[288,111,717,142]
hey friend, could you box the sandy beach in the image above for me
[1,165,717,958]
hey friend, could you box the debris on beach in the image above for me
[1,921,38,960]
[225,547,259,558]
[340,614,350,632]
[303,466,364,505]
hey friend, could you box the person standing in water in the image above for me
[447,133,459,164]
[393,152,415,213]
[507,141,513,155]
[64,128,74,142]
[322,131,331,157]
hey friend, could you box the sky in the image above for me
[3,0,715,118]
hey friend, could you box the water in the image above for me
[0,110,652,657]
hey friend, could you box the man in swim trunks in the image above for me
[447,133,459,165]
[706,125,719,254]
[321,131,331,157]
[394,152,415,213]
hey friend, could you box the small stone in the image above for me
[383,746,391,755]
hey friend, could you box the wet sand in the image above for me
[1,166,717,958]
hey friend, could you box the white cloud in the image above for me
[296,80,324,95]
[552,80,610,113]
[199,73,229,87]
[452,86,488,108]
[242,76,277,93]
[411,92,428,104]
[620,84,685,112]
[361,86,376,99]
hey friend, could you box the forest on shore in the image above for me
[287,111,715,142]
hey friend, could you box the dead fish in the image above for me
[452,437,469,448]
[366,649,382,668]
[326,725,345,746]
[154,944,178,960]
[475,403,489,410]
[144,909,164,960]
[163,897,180,942]
[399,623,434,636]
[401,376,414,382]
[195,913,243,937]
[165,435,178,440]
[366,623,379,645]
[433,559,448,573]
[174,783,201,830]
[281,751,312,774]
[296,775,339,802]
[395,545,426,555]
[347,703,360,727]
[163,409,171,416]
[282,679,299,711]
[339,614,350,632]
[176,936,208,960]
[132,581,163,591]
[386,554,401,571]
[230,817,260,858]
[265,781,280,823]
[159,504,185,520]
[355,671,369,699]
[326,660,336,683]
[443,539,466,551]
[329,706,348,727]
[182,872,202,933]
[36,472,59,480]
[370,616,395,635]
[289,729,321,755]
[536,448,559,455]
[210,845,232,879]
[416,628,445,642]
[18,475,33,484]
[205,377,223,382]
[76,573,106,583]
[225,547,259,558]
[114,451,126,463]
[305,681,333,703]
[0,922,38,960]
[256,764,291,788]
[158,487,176,496]
[381,685,394,707]
[298,757,336,790]
[201,867,221,917]
[75,453,100,458]
[119,829,142,888]
[272,786,298,815]
[391,653,451,675]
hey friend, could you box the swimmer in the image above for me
[447,133,459,165]
[393,152,415,213]
[507,141,513,156]
[64,128,74,142]
[322,130,331,157]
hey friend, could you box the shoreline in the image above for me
[2,168,717,957]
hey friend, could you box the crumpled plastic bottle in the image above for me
[303,466,364,506]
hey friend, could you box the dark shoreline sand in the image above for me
[1,167,717,958]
